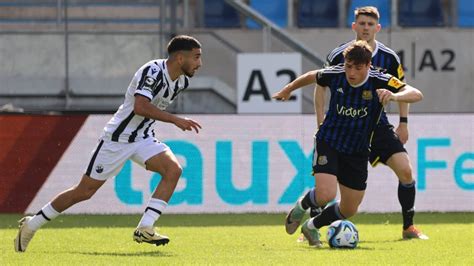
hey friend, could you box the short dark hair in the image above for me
[354,6,380,21]
[167,35,201,55]
[343,40,373,65]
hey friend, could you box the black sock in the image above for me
[312,203,345,229]
[301,188,318,210]
[310,205,325,218]
[398,181,416,230]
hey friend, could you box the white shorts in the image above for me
[84,137,170,180]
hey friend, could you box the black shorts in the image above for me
[312,140,368,191]
[369,124,407,166]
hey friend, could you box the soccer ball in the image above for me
[326,220,359,249]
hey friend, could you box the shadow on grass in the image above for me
[359,238,408,244]
[0,212,472,229]
[70,250,174,257]
[300,245,376,251]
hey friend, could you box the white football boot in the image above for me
[14,216,36,252]
[133,227,169,246]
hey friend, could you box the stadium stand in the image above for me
[204,0,240,28]
[246,0,287,29]
[398,0,444,27]
[0,0,472,113]
[346,0,391,27]
[0,0,167,28]
[458,0,474,27]
[297,0,339,28]
[0,0,58,23]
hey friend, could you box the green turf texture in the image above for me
[1,213,472,265]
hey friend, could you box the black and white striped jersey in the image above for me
[103,59,190,143]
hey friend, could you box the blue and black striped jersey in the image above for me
[325,40,404,126]
[315,64,405,154]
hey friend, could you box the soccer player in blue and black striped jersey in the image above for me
[273,41,423,247]
[310,6,428,240]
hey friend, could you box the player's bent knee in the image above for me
[162,164,182,182]
[398,166,413,184]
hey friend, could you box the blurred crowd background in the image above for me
[0,0,472,114]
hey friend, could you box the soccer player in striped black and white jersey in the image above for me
[14,35,203,252]
[310,6,428,240]
[274,41,423,247]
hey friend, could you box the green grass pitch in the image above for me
[1,213,472,265]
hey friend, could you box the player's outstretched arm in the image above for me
[376,85,423,105]
[272,70,318,101]
[134,95,202,133]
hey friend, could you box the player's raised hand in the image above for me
[272,89,291,101]
[376,89,395,105]
[174,117,202,133]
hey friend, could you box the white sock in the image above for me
[28,203,60,231]
[307,218,316,230]
[138,198,168,228]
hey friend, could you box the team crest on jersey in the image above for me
[388,77,404,89]
[318,155,328,165]
[362,90,373,100]
[96,165,104,174]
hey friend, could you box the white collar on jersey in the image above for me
[372,41,380,57]
[348,71,370,88]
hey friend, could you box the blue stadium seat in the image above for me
[204,0,240,28]
[346,0,391,27]
[246,0,287,29]
[297,0,338,28]
[458,0,474,27]
[398,0,444,27]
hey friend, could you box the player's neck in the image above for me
[166,59,182,81]
[348,72,370,88]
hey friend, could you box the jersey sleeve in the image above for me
[316,68,333,87]
[325,51,344,67]
[377,73,406,92]
[134,65,163,100]
[387,54,405,81]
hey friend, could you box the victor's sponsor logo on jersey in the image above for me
[336,104,368,118]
